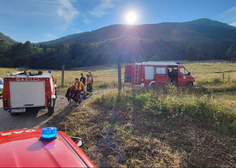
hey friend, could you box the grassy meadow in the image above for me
[1,61,236,167]
[49,62,236,109]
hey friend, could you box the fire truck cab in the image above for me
[124,61,196,87]
[2,70,57,116]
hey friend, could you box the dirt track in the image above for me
[0,90,102,132]
[0,95,69,132]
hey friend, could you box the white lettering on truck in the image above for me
[16,78,39,82]
[0,129,36,136]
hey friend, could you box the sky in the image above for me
[1,0,236,43]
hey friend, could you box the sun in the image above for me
[126,12,137,25]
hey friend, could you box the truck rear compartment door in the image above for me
[124,65,132,83]
[144,66,155,86]
[10,81,45,108]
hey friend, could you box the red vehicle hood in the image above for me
[0,128,89,167]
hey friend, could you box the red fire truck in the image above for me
[2,70,57,116]
[124,61,196,87]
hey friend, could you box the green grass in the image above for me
[94,87,236,133]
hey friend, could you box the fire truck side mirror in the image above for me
[188,72,191,75]
[54,79,57,84]
[70,137,83,147]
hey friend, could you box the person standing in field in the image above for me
[89,72,93,91]
[73,78,85,102]
[86,74,92,92]
[80,73,86,85]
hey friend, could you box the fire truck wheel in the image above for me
[48,98,56,114]
[187,82,193,88]
[150,83,156,90]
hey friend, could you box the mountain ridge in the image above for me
[1,18,236,69]
[37,18,236,45]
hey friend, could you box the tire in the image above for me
[187,82,193,88]
[149,83,156,90]
[48,98,56,115]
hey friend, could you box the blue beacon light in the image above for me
[41,127,57,141]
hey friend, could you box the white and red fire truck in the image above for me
[2,70,57,116]
[124,61,196,87]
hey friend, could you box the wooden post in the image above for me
[132,59,135,100]
[61,65,65,87]
[222,72,224,80]
[118,62,121,93]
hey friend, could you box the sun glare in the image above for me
[126,12,137,25]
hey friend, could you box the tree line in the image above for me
[0,36,235,69]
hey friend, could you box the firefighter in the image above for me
[73,78,85,102]
[74,78,85,92]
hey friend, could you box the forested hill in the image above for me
[39,18,236,45]
[1,18,236,69]
[0,32,16,44]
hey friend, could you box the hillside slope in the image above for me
[38,18,236,46]
[0,32,16,44]
[2,18,236,69]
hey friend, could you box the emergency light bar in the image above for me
[40,127,57,141]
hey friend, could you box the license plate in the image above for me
[10,108,26,113]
